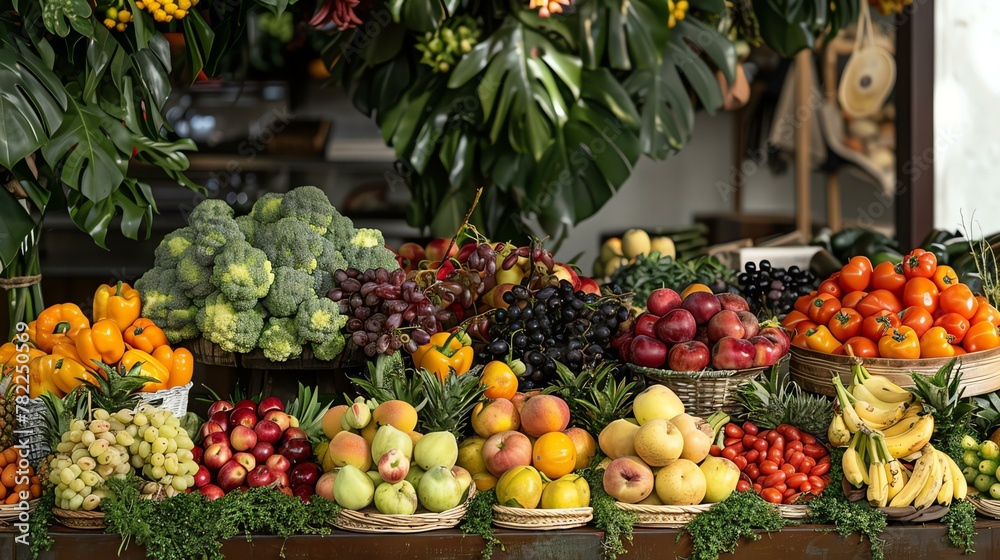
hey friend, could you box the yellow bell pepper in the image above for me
[93,281,142,332]
[540,474,591,509]
[120,348,170,392]
[28,356,64,399]
[72,319,126,370]
[33,355,95,394]
[495,465,545,509]
[35,303,90,352]
[0,342,45,367]
[51,341,83,364]
[151,345,194,388]
[123,318,169,353]
[412,330,474,382]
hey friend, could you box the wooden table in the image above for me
[4,521,1000,560]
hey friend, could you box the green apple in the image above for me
[964,449,982,468]
[418,466,464,513]
[374,481,419,515]
[699,456,740,503]
[974,474,995,494]
[405,465,425,489]
[366,470,383,487]
[333,464,375,510]
[372,425,413,462]
[980,441,1000,460]
[413,431,459,470]
[990,482,1000,501]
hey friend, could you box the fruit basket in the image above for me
[0,499,39,522]
[181,338,238,367]
[331,485,475,533]
[789,345,1000,397]
[775,503,809,520]
[969,494,1000,519]
[23,398,49,468]
[51,507,106,530]
[842,478,951,523]
[628,355,790,417]
[137,382,193,419]
[491,505,593,530]
[615,502,713,528]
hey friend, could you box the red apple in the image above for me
[397,242,426,269]
[694,326,710,347]
[202,432,230,449]
[193,465,211,488]
[611,333,634,361]
[628,335,667,368]
[647,288,682,316]
[254,420,283,444]
[682,292,722,325]
[207,400,234,417]
[233,399,257,412]
[209,411,229,432]
[278,439,311,464]
[251,441,275,464]
[712,337,755,370]
[654,309,697,344]
[717,293,751,313]
[281,427,308,443]
[633,313,660,339]
[553,263,582,291]
[203,443,232,471]
[233,452,256,472]
[482,430,533,477]
[289,462,322,487]
[199,420,224,440]
[263,410,291,432]
[217,460,248,492]
[738,311,760,339]
[276,471,290,489]
[230,425,258,452]
[257,396,284,417]
[377,449,410,484]
[579,277,601,295]
[191,446,203,465]
[292,484,313,503]
[198,484,225,501]
[266,454,291,473]
[707,310,746,343]
[425,238,458,262]
[759,327,791,355]
[749,335,783,367]
[668,340,711,372]
[229,407,258,430]
[246,465,277,488]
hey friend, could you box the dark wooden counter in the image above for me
[4,521,1000,560]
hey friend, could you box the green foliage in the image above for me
[460,489,501,560]
[807,447,887,560]
[973,391,1000,440]
[681,490,788,560]
[29,489,55,560]
[942,500,977,555]
[579,466,636,559]
[544,361,637,435]
[753,0,859,57]
[910,359,980,462]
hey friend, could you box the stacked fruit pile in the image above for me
[0,448,42,504]
[615,287,790,371]
[958,437,1000,498]
[597,386,739,506]
[827,360,965,508]
[785,251,1000,358]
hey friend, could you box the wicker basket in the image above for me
[181,338,237,367]
[137,382,193,418]
[52,508,106,530]
[0,499,39,523]
[492,505,593,530]
[789,345,1000,397]
[331,485,475,533]
[776,503,809,520]
[969,495,1000,519]
[880,504,950,522]
[22,398,49,468]
[629,355,790,417]
[615,502,713,527]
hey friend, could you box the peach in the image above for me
[519,395,570,437]
[408,431,423,447]
[322,405,349,439]
[470,399,520,438]
[316,471,337,500]
[328,431,372,471]
[372,400,419,433]
[563,427,597,470]
[473,472,498,491]
[425,238,458,262]
[361,421,378,446]
[510,392,528,415]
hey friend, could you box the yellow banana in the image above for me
[884,415,935,459]
[861,375,914,404]
[945,453,968,500]
[900,463,910,487]
[828,413,852,447]
[858,434,872,485]
[843,433,866,488]
[889,447,935,507]
[881,406,924,437]
[885,460,905,500]
[867,437,888,507]
[913,449,944,510]
[853,400,907,428]
[936,451,954,506]
[852,382,907,412]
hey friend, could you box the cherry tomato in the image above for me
[753,438,769,453]
[730,443,745,455]
[940,284,979,320]
[765,430,782,444]
[818,277,843,300]
[808,293,843,324]
[839,256,873,292]
[800,457,817,475]
[783,491,802,504]
[725,424,744,438]
[817,455,831,465]
[964,321,1000,353]
[829,308,864,342]
[788,451,805,470]
[733,455,748,471]
[746,464,760,480]
[780,463,796,476]
[744,449,759,463]
[773,483,787,494]
[724,437,740,447]
[810,462,830,476]
[841,290,869,309]
[742,421,759,436]
[787,440,803,453]
[932,265,960,292]
[743,434,758,448]
[872,261,906,295]
[759,460,779,475]
[795,292,818,315]
[835,336,879,357]
[862,310,901,341]
[753,483,764,495]
[761,488,782,503]
[763,471,786,488]
[808,475,826,492]
[771,435,785,450]
[799,482,813,494]
[903,277,940,315]
[767,448,784,465]
[787,473,808,489]
[856,289,904,317]
[901,248,937,279]
[784,447,795,462]
[802,444,827,459]
[737,480,751,493]
[898,306,934,339]
[800,433,817,445]
[972,296,1000,326]
[709,445,722,457]
[722,446,738,461]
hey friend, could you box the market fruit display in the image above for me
[0,448,42,503]
[786,250,1000,358]
[607,252,736,305]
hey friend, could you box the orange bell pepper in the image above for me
[919,327,956,358]
[878,326,920,360]
[27,356,64,399]
[804,325,840,354]
[963,321,1000,354]
[120,349,170,392]
[412,330,474,381]
[35,304,90,353]
[72,319,126,370]
[123,318,169,353]
[152,346,195,388]
[93,281,142,332]
[51,341,83,364]
[34,355,95,394]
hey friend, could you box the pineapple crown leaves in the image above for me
[284,383,334,442]
[909,358,979,428]
[973,391,1000,436]
[350,353,427,412]
[39,389,87,448]
[80,361,160,413]
[414,367,485,438]
[543,361,637,435]
[735,363,832,435]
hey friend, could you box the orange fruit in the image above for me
[681,283,713,299]
[1,464,16,488]
[5,493,16,504]
[4,448,19,465]
[532,431,577,480]
[480,361,518,400]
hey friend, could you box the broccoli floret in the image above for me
[210,240,274,310]
[280,186,335,235]
[312,270,333,295]
[294,298,346,344]
[317,238,348,274]
[188,199,235,222]
[163,307,200,343]
[312,332,346,361]
[258,317,303,362]
[255,218,324,273]
[342,228,400,271]
[250,192,284,225]
[188,216,245,267]
[324,208,357,246]
[351,228,385,248]
[196,293,266,353]
[262,267,316,318]
[153,228,196,269]
[135,267,189,324]
[176,250,216,299]
[235,215,256,246]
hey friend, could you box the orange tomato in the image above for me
[781,310,812,331]
[855,290,903,317]
[920,327,956,358]
[807,293,842,324]
[902,277,940,315]
[532,431,577,479]
[839,257,873,293]
[481,361,518,400]
[878,326,920,360]
[681,284,713,299]
[794,292,818,315]
[862,310,901,341]
[963,321,1000,353]
[972,297,1000,327]
[841,290,868,309]
[934,313,971,344]
[871,261,906,296]
[828,308,863,341]
[939,284,979,320]
[818,275,843,299]
[932,266,960,292]
[834,336,879,358]
[953,345,967,355]
[898,306,934,339]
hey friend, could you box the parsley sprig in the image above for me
[460,488,501,559]
[579,466,636,559]
[680,490,788,560]
[941,500,977,554]
[807,447,887,560]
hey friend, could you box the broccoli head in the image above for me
[255,218,324,273]
[294,298,346,344]
[317,238,348,274]
[312,332,346,362]
[196,293,266,353]
[210,240,274,310]
[280,186,335,235]
[258,317,304,362]
[176,250,216,299]
[250,192,284,225]
[235,215,256,246]
[188,216,245,266]
[153,228,196,269]
[163,307,200,343]
[135,267,189,324]
[343,229,400,272]
[188,199,235,222]
[311,270,333,295]
[324,207,357,247]
[262,266,316,318]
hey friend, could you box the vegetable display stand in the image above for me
[491,505,593,530]
[789,345,1000,397]
[628,355,790,417]
[614,502,712,528]
[331,486,475,533]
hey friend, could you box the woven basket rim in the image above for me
[332,485,475,531]
[52,507,106,519]
[791,344,1000,366]
[492,505,594,515]
[630,354,789,380]
[0,498,39,509]
[615,501,714,513]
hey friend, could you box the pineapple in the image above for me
[910,358,977,458]
[0,373,17,449]
[734,365,832,438]
[284,383,335,443]
[544,362,638,435]
[414,367,484,437]
[351,353,423,407]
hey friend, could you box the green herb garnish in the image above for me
[680,490,787,560]
[942,500,977,554]
[461,488,501,560]
[579,466,636,559]
[807,447,887,560]
[28,489,55,560]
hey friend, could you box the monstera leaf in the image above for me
[0,38,67,170]
[753,0,858,57]
[577,0,671,71]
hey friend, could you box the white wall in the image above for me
[934,1,1000,234]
